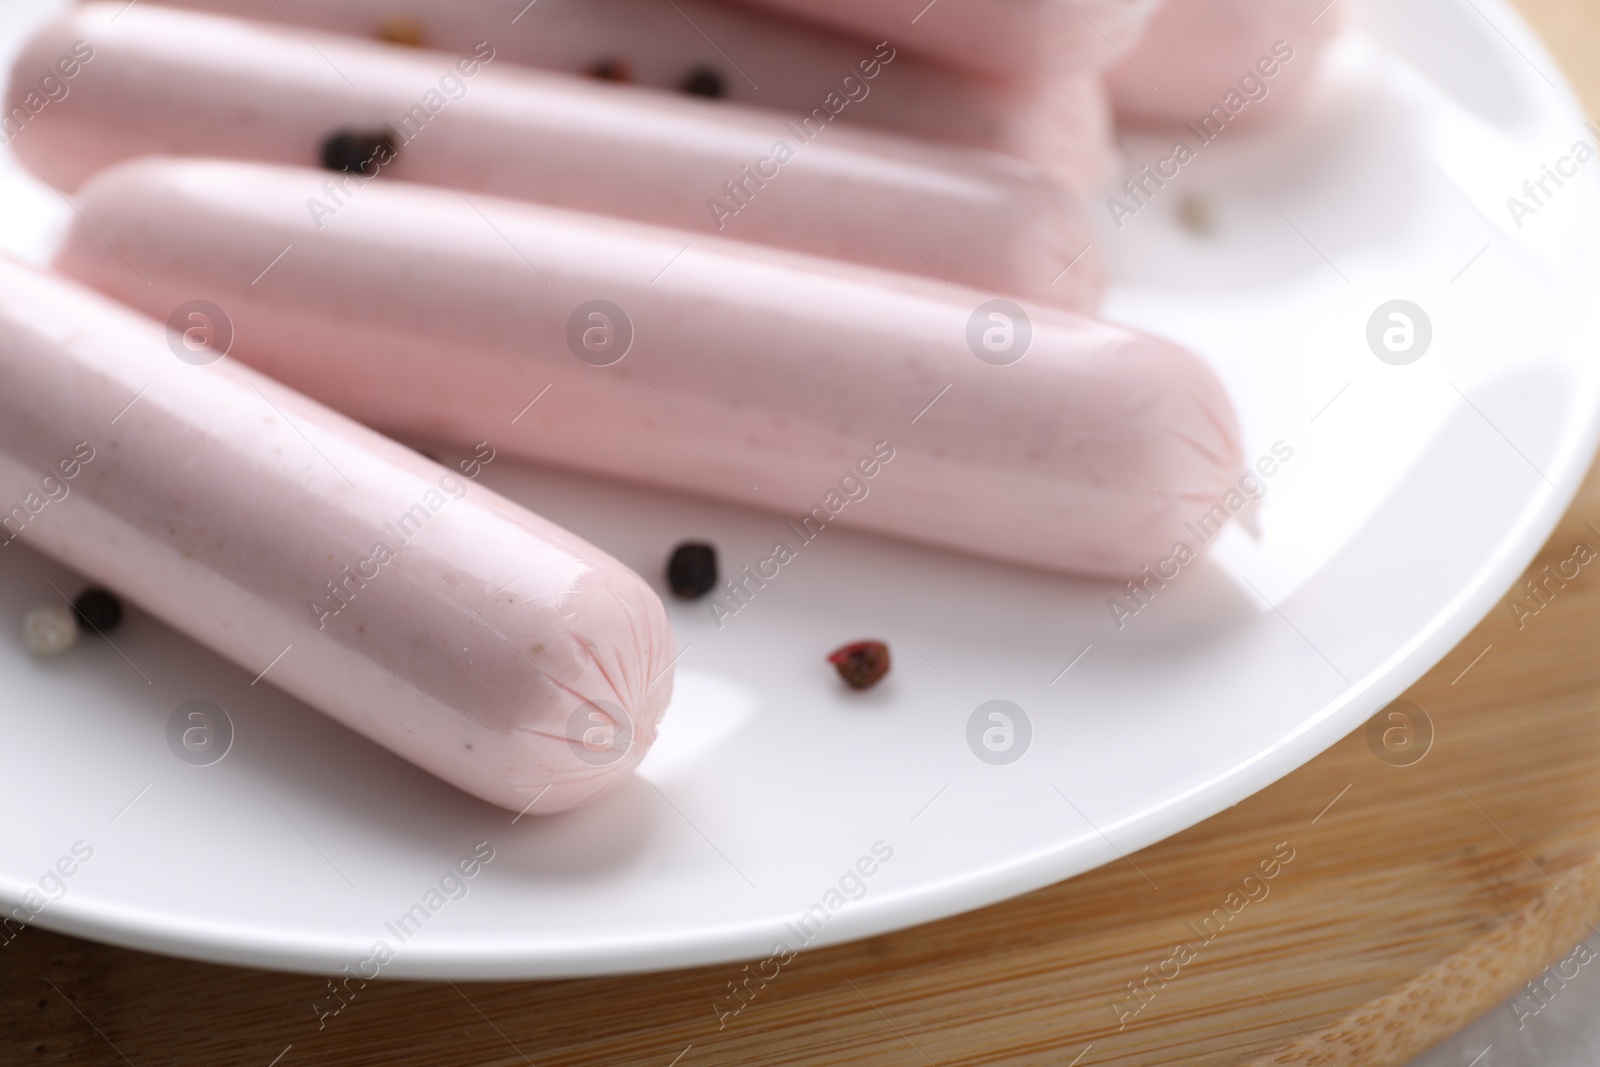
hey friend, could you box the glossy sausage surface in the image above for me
[143,0,1115,193]
[0,252,674,813]
[60,158,1242,579]
[703,0,1166,81]
[11,3,1103,311]
[1106,0,1343,130]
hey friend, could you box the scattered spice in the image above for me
[667,542,718,599]
[22,603,77,657]
[375,14,425,47]
[73,587,123,634]
[829,640,890,690]
[320,129,395,177]
[680,66,726,99]
[588,57,633,83]
[1177,193,1215,237]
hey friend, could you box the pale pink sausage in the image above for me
[0,252,674,813]
[1106,0,1344,130]
[708,0,1166,81]
[140,0,1115,194]
[9,3,1103,311]
[59,159,1242,579]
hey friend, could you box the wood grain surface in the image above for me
[6,1,1600,1064]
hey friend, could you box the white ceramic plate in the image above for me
[1,0,1597,980]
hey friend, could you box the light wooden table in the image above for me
[7,1,1600,1063]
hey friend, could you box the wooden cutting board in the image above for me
[8,1,1600,1063]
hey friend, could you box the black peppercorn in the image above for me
[680,66,726,99]
[588,57,633,83]
[72,587,124,634]
[320,129,395,177]
[667,542,718,599]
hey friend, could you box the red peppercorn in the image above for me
[828,640,890,690]
[375,15,425,47]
